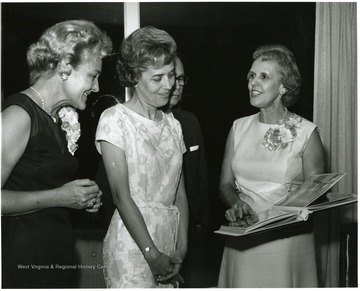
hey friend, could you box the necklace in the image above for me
[30,86,52,116]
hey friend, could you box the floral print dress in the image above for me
[95,104,186,288]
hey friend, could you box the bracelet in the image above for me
[141,244,155,254]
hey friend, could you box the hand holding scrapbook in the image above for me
[215,173,357,236]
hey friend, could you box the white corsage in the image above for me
[58,107,81,155]
[262,114,302,151]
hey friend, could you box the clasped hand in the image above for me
[60,179,102,212]
[146,250,184,287]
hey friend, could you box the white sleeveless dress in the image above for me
[95,104,186,288]
[217,113,319,288]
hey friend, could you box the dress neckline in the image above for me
[255,112,292,126]
[255,113,276,126]
[119,103,165,125]
[22,93,58,123]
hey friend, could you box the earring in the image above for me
[61,73,69,81]
[134,83,138,88]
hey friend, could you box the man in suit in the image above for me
[167,56,210,287]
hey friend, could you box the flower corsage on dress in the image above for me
[262,112,302,151]
[58,107,81,155]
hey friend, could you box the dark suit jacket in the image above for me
[172,109,209,227]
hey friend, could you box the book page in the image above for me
[307,193,357,211]
[216,209,296,235]
[215,210,302,236]
[246,209,295,231]
[274,173,347,208]
[215,174,350,237]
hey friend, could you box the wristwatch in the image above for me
[141,244,155,254]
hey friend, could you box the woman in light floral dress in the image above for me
[217,45,325,287]
[96,26,189,288]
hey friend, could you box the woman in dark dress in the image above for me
[1,20,112,288]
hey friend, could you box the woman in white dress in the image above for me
[95,26,188,288]
[217,44,325,287]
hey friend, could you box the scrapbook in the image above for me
[215,173,357,236]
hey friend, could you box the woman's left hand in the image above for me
[158,273,184,287]
[156,252,184,286]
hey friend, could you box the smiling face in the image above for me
[247,59,284,109]
[64,53,102,110]
[136,61,175,108]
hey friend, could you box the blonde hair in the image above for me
[27,19,113,84]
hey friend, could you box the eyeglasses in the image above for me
[175,76,189,86]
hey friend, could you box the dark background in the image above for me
[1,2,316,284]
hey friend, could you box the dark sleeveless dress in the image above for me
[2,93,79,288]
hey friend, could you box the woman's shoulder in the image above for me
[164,110,182,128]
[2,94,34,137]
[2,93,42,122]
[99,103,126,120]
[289,112,317,131]
[2,93,33,110]
[103,102,124,113]
[233,113,258,127]
[3,92,28,102]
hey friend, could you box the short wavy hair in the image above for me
[117,26,177,87]
[27,19,113,85]
[252,44,301,107]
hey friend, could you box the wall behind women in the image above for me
[1,2,315,230]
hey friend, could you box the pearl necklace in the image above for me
[30,86,52,117]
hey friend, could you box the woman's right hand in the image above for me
[143,248,181,285]
[225,200,255,222]
[59,179,100,209]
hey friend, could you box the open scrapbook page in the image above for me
[215,173,357,236]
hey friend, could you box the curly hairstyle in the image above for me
[27,19,113,85]
[117,26,177,87]
[252,44,301,107]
